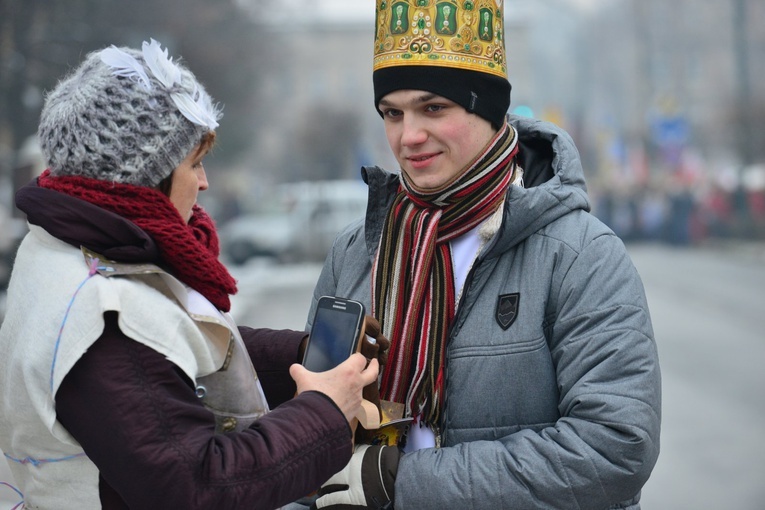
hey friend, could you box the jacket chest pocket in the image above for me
[445,336,560,437]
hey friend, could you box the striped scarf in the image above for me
[372,122,519,427]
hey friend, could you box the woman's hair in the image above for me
[157,131,217,197]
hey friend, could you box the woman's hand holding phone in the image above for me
[289,354,379,424]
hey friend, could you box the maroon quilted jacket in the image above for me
[15,180,352,509]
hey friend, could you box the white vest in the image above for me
[0,225,268,509]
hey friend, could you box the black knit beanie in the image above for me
[373,65,511,129]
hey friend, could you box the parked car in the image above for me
[220,180,368,265]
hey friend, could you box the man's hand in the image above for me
[312,444,400,509]
[290,354,379,424]
[357,316,390,432]
[362,316,390,366]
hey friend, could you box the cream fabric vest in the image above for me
[0,225,268,509]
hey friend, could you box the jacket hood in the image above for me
[492,115,591,255]
[361,115,591,257]
[15,177,160,263]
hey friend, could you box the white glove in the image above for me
[312,444,400,509]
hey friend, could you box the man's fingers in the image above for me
[364,315,382,337]
[314,490,353,508]
[316,483,349,497]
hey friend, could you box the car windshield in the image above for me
[244,192,296,216]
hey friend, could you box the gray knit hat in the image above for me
[38,39,221,188]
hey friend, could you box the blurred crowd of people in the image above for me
[592,166,765,246]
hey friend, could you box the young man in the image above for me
[307,1,661,508]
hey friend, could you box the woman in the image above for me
[0,39,378,509]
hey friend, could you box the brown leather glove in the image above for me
[360,315,390,366]
[356,316,391,442]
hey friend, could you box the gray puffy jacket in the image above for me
[308,115,661,509]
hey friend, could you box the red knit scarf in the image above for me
[372,122,519,428]
[38,169,237,311]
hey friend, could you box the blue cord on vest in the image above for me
[49,257,101,396]
[0,480,23,509]
[4,452,87,467]
[5,257,103,505]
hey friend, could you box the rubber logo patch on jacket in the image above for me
[496,293,520,330]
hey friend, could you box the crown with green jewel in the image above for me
[374,0,507,79]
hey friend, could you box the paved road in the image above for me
[627,243,765,509]
[2,242,764,508]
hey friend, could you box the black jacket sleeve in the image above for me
[56,313,351,510]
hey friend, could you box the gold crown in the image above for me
[374,0,507,79]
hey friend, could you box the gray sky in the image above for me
[308,0,604,22]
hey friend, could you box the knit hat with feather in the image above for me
[38,39,221,188]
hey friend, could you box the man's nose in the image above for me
[400,116,428,147]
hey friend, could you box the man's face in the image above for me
[379,89,497,190]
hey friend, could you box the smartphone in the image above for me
[303,296,366,372]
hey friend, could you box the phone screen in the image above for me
[303,297,365,372]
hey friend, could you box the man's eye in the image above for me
[383,109,402,118]
[426,104,444,113]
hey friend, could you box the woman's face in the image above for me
[169,144,209,223]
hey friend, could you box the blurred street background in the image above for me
[2,242,765,507]
[1,0,764,507]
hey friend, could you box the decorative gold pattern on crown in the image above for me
[374,0,506,78]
